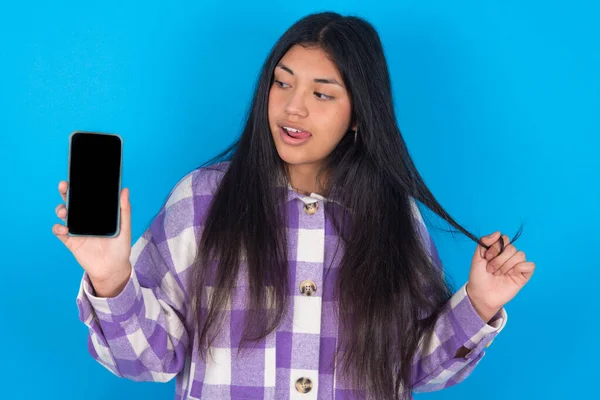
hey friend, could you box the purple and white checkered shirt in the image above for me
[76,163,507,399]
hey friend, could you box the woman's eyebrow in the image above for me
[276,63,344,88]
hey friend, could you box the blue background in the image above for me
[1,0,597,399]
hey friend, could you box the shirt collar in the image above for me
[285,183,328,205]
[272,169,339,205]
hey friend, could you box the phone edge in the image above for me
[66,131,123,238]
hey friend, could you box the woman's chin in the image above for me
[277,150,315,167]
[272,139,328,168]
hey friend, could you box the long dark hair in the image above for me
[188,12,521,400]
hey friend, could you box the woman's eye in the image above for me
[315,92,334,101]
[274,80,290,88]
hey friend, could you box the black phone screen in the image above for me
[67,132,122,236]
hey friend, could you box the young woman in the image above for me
[53,11,535,400]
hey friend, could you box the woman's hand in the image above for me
[52,181,133,297]
[466,231,535,322]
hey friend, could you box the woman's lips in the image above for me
[279,126,312,145]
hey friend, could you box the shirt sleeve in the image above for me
[75,172,199,382]
[409,198,508,392]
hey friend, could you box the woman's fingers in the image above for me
[52,223,69,243]
[55,204,67,221]
[508,261,536,284]
[54,180,68,241]
[476,231,501,260]
[494,251,526,276]
[487,243,517,274]
[484,234,511,260]
[56,182,68,226]
[509,261,535,275]
[58,181,68,202]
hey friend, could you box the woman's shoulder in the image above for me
[189,161,231,195]
[167,161,230,202]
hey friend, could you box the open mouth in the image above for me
[279,126,312,145]
[281,126,311,139]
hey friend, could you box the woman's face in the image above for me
[268,44,354,168]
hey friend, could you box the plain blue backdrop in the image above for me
[1,0,598,399]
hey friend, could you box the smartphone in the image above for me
[66,131,123,237]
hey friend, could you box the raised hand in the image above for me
[53,181,133,297]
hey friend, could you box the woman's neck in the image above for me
[287,163,327,196]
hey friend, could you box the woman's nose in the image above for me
[284,90,308,117]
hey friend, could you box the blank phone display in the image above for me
[67,133,122,236]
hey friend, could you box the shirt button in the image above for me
[299,280,317,296]
[303,202,318,215]
[295,377,313,394]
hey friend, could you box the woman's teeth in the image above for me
[281,126,311,141]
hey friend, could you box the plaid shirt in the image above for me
[76,163,507,399]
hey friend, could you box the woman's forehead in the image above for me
[277,45,343,82]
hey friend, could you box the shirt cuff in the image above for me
[80,269,143,323]
[450,283,508,359]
